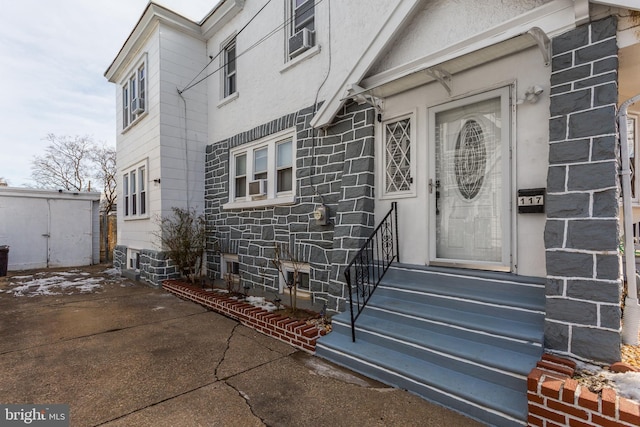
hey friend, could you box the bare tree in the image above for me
[31,134,118,262]
[31,134,95,191]
[91,144,117,215]
[90,144,117,262]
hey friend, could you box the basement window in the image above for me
[278,261,311,299]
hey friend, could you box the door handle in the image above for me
[435,180,440,215]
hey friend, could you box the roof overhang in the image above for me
[104,3,202,83]
[311,0,590,129]
[590,0,640,11]
[350,28,550,102]
[0,187,101,201]
[201,0,245,39]
[104,0,244,83]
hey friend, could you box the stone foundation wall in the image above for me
[113,245,127,270]
[113,245,178,286]
[139,249,179,284]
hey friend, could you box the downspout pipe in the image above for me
[618,93,640,345]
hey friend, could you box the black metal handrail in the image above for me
[344,202,399,341]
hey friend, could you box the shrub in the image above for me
[157,207,206,284]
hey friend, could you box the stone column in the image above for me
[544,16,621,363]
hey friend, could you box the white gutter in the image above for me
[590,0,640,12]
[618,93,640,345]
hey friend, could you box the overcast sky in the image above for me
[0,0,217,187]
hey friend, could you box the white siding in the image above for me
[114,22,208,252]
[116,28,162,251]
[207,0,401,142]
[158,23,208,215]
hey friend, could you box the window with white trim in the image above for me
[123,164,148,218]
[223,38,237,98]
[380,113,416,198]
[225,130,296,209]
[287,0,315,59]
[122,58,147,129]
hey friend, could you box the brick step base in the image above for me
[528,354,640,426]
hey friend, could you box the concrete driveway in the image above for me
[0,266,483,427]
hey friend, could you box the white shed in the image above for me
[0,187,101,270]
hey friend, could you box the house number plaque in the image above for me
[517,188,545,213]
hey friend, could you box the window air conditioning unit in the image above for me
[131,97,145,115]
[248,179,267,197]
[288,28,313,58]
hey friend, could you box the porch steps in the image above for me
[315,264,545,427]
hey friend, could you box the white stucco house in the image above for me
[106,1,640,425]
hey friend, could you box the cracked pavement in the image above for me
[0,266,483,426]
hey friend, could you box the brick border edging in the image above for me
[162,280,326,353]
[528,354,640,426]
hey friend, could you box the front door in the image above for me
[430,88,511,269]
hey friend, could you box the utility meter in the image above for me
[313,204,329,225]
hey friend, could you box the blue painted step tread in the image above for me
[367,294,544,343]
[356,305,542,357]
[381,268,545,311]
[347,312,541,376]
[373,285,543,326]
[316,332,527,421]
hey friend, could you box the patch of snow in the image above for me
[574,359,640,403]
[244,295,278,312]
[11,275,33,280]
[103,268,120,276]
[601,371,640,401]
[8,274,104,297]
[152,306,165,311]
[575,360,602,374]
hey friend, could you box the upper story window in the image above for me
[223,38,237,98]
[287,0,315,59]
[123,162,147,219]
[379,113,416,199]
[224,130,296,209]
[122,58,147,130]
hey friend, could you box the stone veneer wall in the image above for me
[113,245,127,270]
[139,249,179,284]
[544,16,622,363]
[205,102,376,312]
[112,244,179,285]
